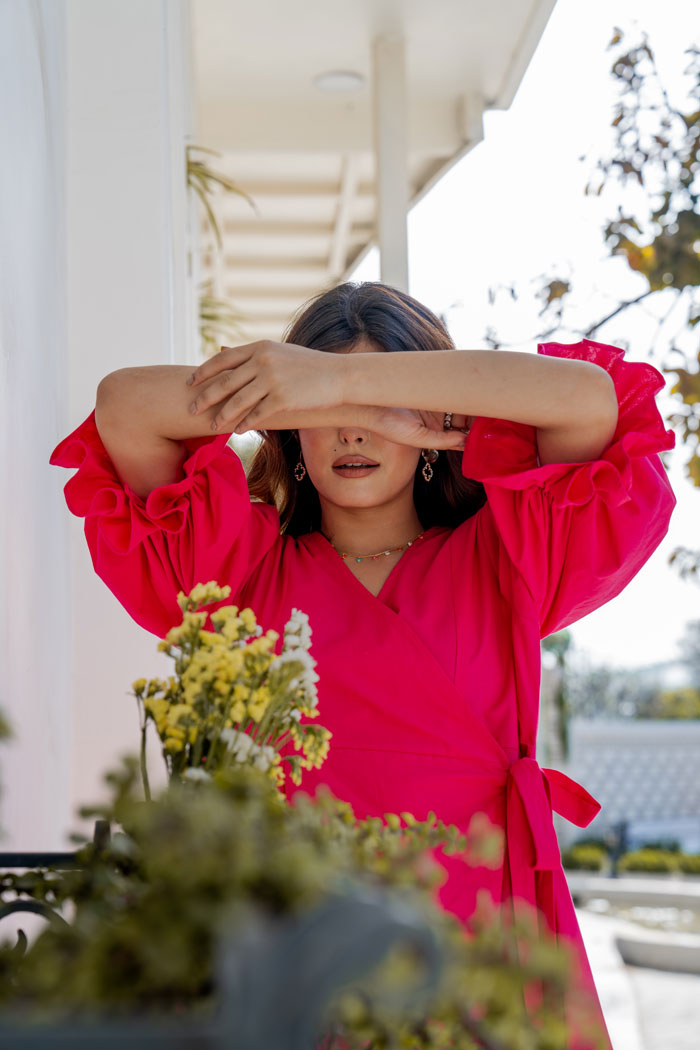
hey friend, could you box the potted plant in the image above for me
[0,584,607,1049]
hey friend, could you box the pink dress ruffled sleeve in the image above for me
[460,337,677,638]
[48,410,282,636]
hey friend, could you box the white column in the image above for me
[0,0,71,859]
[0,0,195,878]
[371,34,410,293]
[64,0,195,827]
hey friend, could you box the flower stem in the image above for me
[139,720,152,802]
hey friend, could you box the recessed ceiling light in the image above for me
[313,71,366,94]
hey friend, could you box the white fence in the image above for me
[552,718,700,852]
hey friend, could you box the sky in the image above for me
[348,0,700,675]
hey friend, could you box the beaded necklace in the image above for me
[323,530,427,563]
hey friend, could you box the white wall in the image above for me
[0,0,196,869]
[0,0,71,853]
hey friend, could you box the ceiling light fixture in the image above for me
[313,70,366,94]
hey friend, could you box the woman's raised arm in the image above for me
[95,365,225,501]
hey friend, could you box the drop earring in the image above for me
[421,448,439,482]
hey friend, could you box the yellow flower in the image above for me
[239,608,258,634]
[247,685,271,722]
[144,697,169,723]
[131,678,148,695]
[245,638,272,657]
[168,703,194,722]
[163,624,188,646]
[198,629,225,646]
[220,618,244,642]
[182,611,209,631]
[183,681,201,705]
[179,581,232,612]
[164,737,185,754]
[222,649,245,676]
[210,606,240,626]
[230,700,246,722]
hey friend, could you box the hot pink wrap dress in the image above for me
[50,338,677,1048]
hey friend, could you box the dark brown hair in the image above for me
[245,281,486,536]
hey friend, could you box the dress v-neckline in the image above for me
[311,526,443,603]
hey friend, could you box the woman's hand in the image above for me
[184,340,472,449]
[186,340,347,433]
[357,405,470,450]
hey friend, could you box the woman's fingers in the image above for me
[185,343,256,388]
[188,363,260,418]
[362,407,466,450]
[210,381,271,432]
[423,428,467,450]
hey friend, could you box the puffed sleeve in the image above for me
[49,409,282,637]
[460,338,677,638]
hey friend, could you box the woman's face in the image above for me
[295,342,422,512]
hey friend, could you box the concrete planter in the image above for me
[615,928,700,975]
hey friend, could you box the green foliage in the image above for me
[561,845,607,872]
[0,585,612,1047]
[581,29,700,498]
[186,145,258,253]
[197,278,249,359]
[484,26,700,576]
[617,848,680,873]
[572,837,609,851]
[0,757,605,1048]
[185,145,257,358]
[638,839,681,853]
[645,687,700,719]
[677,853,700,874]
[0,710,12,743]
[0,706,13,843]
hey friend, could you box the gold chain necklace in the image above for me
[323,530,427,562]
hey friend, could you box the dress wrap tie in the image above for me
[504,757,601,922]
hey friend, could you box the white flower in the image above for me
[183,767,212,782]
[284,608,313,650]
[253,754,269,771]
[220,727,255,759]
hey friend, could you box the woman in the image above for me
[50,281,676,1048]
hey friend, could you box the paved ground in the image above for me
[576,907,700,1050]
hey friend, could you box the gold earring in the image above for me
[294,452,306,481]
[421,448,439,482]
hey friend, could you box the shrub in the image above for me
[617,849,679,873]
[561,844,607,871]
[677,853,700,874]
[571,836,609,853]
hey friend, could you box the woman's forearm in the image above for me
[97,365,380,440]
[342,348,616,432]
[340,347,620,464]
[97,365,219,440]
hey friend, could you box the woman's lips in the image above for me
[332,464,380,478]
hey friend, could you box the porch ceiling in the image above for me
[190,0,556,342]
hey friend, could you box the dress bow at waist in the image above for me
[504,756,600,918]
